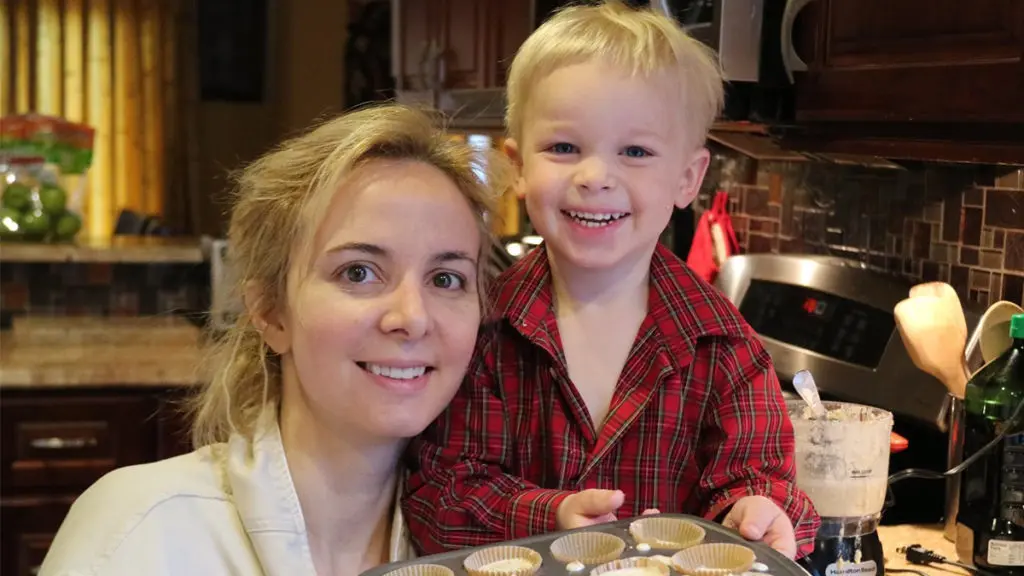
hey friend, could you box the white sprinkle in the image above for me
[752,562,770,572]
[636,543,652,553]
[566,560,585,572]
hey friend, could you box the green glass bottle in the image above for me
[960,313,1024,574]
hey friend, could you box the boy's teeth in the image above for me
[365,364,427,380]
[566,210,627,227]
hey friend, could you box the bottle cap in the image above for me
[1011,313,1024,339]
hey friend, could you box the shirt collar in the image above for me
[225,412,414,575]
[491,243,748,370]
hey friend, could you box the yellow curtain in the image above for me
[0,0,182,239]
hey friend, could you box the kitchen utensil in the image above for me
[893,282,974,545]
[894,282,970,398]
[788,400,893,576]
[792,369,826,418]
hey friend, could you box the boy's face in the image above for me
[505,60,710,271]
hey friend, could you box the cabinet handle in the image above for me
[30,436,99,450]
[781,0,817,83]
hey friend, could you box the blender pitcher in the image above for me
[789,400,893,576]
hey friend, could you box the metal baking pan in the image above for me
[360,513,812,575]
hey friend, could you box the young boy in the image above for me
[402,0,820,560]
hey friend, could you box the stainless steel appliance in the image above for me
[203,237,240,332]
[650,0,764,82]
[715,253,985,525]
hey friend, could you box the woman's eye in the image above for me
[431,271,465,291]
[623,146,651,158]
[549,142,578,154]
[340,264,379,284]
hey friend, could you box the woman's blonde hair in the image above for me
[505,0,724,148]
[189,103,508,448]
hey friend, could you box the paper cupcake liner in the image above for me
[671,542,757,576]
[590,557,672,575]
[550,531,627,564]
[381,565,455,576]
[628,517,706,550]
[463,545,543,576]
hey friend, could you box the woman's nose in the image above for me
[379,279,429,339]
[573,155,614,192]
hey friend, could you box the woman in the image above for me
[40,104,507,576]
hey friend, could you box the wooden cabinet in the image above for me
[780,0,1024,163]
[0,387,191,576]
[792,0,1024,124]
[392,0,532,118]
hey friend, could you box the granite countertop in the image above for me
[0,316,203,388]
[0,235,205,263]
[879,524,967,576]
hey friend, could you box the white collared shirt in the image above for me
[38,417,414,576]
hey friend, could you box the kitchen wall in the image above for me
[694,152,1024,307]
[1,1,349,324]
[193,0,348,236]
[0,262,208,322]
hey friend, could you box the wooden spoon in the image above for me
[894,282,969,399]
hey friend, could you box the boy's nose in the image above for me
[573,156,614,192]
[379,279,429,340]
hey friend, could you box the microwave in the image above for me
[532,0,793,123]
[651,0,764,83]
[534,0,770,83]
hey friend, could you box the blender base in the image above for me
[798,525,885,576]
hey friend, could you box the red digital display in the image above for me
[802,297,819,315]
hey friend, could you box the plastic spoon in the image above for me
[793,369,827,419]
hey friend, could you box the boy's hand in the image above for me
[556,489,625,530]
[721,496,797,559]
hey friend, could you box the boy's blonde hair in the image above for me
[189,103,507,448]
[505,0,724,148]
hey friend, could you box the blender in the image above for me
[789,399,893,576]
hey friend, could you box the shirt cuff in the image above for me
[506,488,574,540]
[704,492,744,524]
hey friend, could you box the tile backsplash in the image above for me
[695,151,1024,308]
[0,261,210,326]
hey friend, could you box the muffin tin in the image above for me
[359,513,812,576]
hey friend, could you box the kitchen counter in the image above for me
[0,316,203,387]
[0,235,205,263]
[879,524,967,576]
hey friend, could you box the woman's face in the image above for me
[265,158,482,441]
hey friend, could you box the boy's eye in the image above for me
[340,263,379,284]
[548,142,578,154]
[623,146,652,158]
[431,271,466,291]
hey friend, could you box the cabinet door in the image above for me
[1,497,74,576]
[394,0,442,91]
[794,0,1024,123]
[486,0,533,87]
[438,0,487,89]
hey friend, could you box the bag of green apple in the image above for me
[0,115,91,242]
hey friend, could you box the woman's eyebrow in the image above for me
[433,251,477,267]
[326,242,388,257]
[325,243,475,267]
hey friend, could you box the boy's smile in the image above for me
[505,59,710,273]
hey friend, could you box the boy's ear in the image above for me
[501,138,527,199]
[674,147,711,210]
[244,282,291,355]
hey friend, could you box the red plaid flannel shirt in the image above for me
[403,244,820,557]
